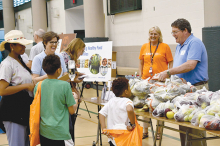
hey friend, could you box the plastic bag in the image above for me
[133,96,146,108]
[152,101,174,117]
[199,115,220,130]
[190,110,206,126]
[131,80,151,98]
[146,94,163,111]
[196,94,210,109]
[206,104,220,116]
[103,115,143,146]
[174,104,195,122]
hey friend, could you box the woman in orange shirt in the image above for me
[139,26,173,139]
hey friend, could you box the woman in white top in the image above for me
[0,30,35,146]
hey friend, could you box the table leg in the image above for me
[150,118,155,140]
[185,129,189,146]
[98,106,102,146]
[153,120,160,146]
[159,121,164,146]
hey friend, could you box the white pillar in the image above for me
[2,0,15,34]
[83,0,105,37]
[31,0,47,33]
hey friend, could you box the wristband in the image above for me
[167,70,171,77]
[129,122,136,129]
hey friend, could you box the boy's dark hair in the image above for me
[112,77,129,97]
[43,54,61,75]
[171,18,192,33]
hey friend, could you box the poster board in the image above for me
[56,33,77,53]
[77,41,113,82]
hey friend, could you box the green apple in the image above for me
[198,113,205,121]
[166,111,175,119]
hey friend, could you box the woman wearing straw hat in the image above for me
[31,31,68,83]
[0,30,35,146]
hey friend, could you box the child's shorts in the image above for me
[40,135,74,146]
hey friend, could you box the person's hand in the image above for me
[74,72,83,83]
[127,125,135,131]
[158,71,169,81]
[102,129,113,140]
[26,83,35,92]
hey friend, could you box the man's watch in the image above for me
[167,70,171,77]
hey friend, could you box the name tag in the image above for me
[180,50,186,55]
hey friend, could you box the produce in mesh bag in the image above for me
[154,85,181,102]
[146,94,163,111]
[184,92,200,101]
[133,96,146,108]
[129,78,140,90]
[152,101,174,117]
[188,108,202,122]
[206,104,220,116]
[210,92,220,105]
[199,115,220,130]
[174,104,196,122]
[131,80,151,98]
[196,86,208,94]
[191,110,206,126]
[196,94,210,109]
[170,75,187,85]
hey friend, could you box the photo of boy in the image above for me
[34,54,78,146]
[99,78,135,146]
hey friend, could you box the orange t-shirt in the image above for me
[139,43,173,79]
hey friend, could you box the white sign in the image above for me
[77,41,113,82]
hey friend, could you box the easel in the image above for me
[71,81,91,143]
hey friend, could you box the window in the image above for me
[107,0,142,15]
[14,0,31,7]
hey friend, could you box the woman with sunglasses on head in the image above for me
[31,31,68,83]
[139,26,173,139]
[0,30,35,146]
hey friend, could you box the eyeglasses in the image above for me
[171,30,181,35]
[49,41,59,45]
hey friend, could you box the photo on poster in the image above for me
[77,41,113,82]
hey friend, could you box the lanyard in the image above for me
[150,42,159,65]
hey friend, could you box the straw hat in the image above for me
[0,30,33,51]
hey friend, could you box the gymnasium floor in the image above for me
[0,87,219,146]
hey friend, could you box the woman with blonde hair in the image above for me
[60,38,85,142]
[139,26,173,139]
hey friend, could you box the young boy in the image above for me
[99,77,135,146]
[34,54,78,146]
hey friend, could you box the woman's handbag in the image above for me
[0,88,33,127]
[29,81,42,146]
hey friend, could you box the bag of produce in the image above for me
[131,80,151,98]
[210,92,220,105]
[196,94,210,109]
[174,104,195,122]
[199,115,220,130]
[133,96,146,108]
[191,110,206,126]
[206,104,220,116]
[146,94,163,111]
[152,101,174,117]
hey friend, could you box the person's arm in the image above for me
[99,113,113,139]
[139,60,144,77]
[26,60,32,69]
[158,60,198,81]
[0,80,35,96]
[32,74,48,84]
[126,104,135,131]
[72,92,79,111]
[168,61,173,69]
